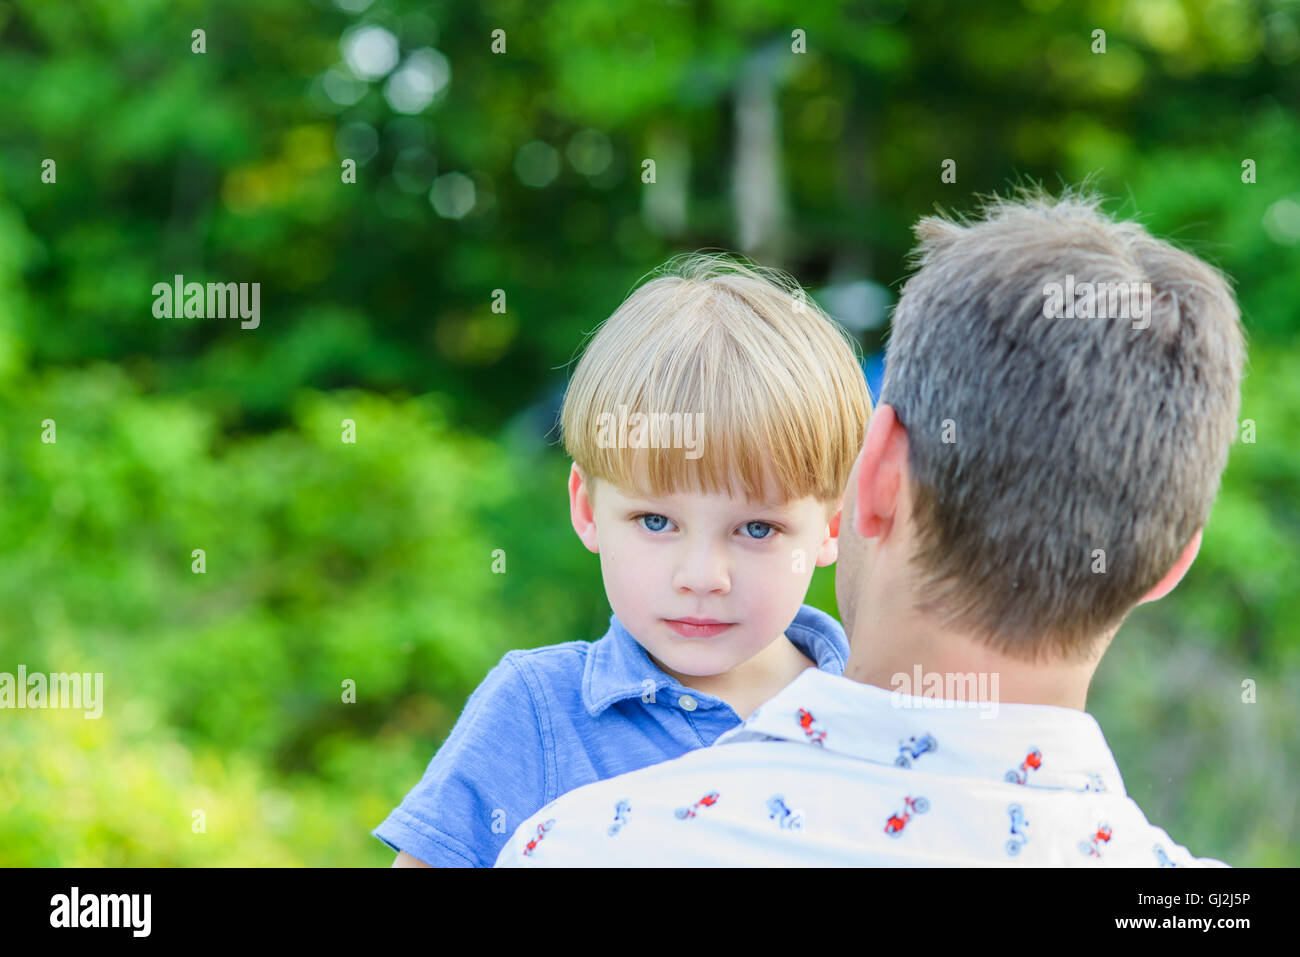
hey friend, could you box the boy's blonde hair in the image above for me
[560,252,871,507]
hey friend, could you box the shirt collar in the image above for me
[581,604,850,718]
[714,667,1128,796]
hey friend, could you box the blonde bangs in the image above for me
[560,254,871,506]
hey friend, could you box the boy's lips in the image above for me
[663,618,735,638]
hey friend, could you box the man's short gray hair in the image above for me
[881,186,1246,661]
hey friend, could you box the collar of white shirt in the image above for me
[712,667,1126,795]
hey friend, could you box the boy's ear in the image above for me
[568,463,600,554]
[814,503,842,567]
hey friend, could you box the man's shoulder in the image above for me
[495,739,1227,867]
[493,739,818,866]
[511,736,791,806]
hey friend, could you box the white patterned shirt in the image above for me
[494,667,1226,867]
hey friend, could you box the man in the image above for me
[494,188,1245,867]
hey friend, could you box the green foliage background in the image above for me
[0,0,1296,865]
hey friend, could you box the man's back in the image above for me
[494,669,1225,867]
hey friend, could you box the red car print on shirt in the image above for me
[522,818,555,857]
[797,707,827,746]
[1079,823,1113,858]
[674,791,719,820]
[883,795,930,837]
[1005,747,1043,785]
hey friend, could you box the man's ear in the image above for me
[814,504,841,566]
[568,463,600,554]
[1136,529,1202,605]
[853,403,908,540]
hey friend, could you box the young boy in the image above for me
[373,253,872,867]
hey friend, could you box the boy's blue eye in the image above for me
[742,521,775,539]
[638,514,671,532]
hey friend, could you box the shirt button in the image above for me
[678,694,698,711]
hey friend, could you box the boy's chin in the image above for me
[641,642,735,679]
[661,658,728,678]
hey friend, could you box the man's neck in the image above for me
[842,597,1105,712]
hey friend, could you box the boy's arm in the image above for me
[392,851,433,868]
[372,652,551,867]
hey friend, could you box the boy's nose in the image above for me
[672,543,731,595]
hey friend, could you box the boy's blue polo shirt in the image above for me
[371,603,849,867]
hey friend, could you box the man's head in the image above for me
[838,188,1245,663]
[560,252,871,677]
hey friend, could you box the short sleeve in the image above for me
[372,653,551,867]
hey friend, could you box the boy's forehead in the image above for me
[602,477,812,512]
[615,455,785,503]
